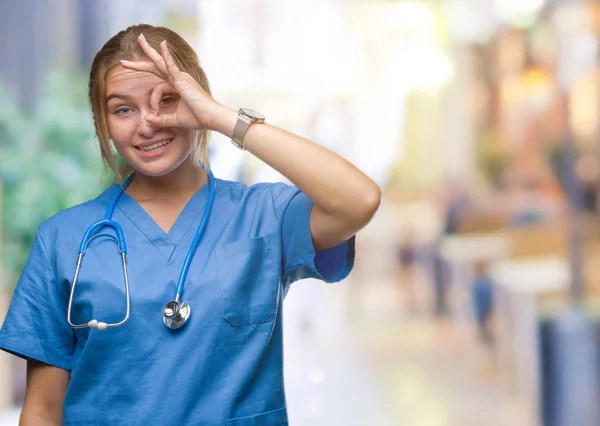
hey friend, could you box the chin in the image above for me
[133,165,178,178]
[130,157,190,178]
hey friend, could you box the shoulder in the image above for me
[215,177,299,206]
[37,185,117,241]
[213,177,303,228]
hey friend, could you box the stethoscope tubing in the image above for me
[68,169,214,330]
[175,173,216,298]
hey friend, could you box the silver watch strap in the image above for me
[231,114,253,150]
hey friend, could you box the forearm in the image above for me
[20,408,61,426]
[212,106,381,226]
[21,360,69,426]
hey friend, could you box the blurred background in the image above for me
[2,0,600,425]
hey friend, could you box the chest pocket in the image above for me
[216,236,280,327]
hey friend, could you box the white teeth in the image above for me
[140,139,171,152]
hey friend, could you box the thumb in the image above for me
[145,112,178,128]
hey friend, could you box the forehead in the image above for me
[105,67,163,100]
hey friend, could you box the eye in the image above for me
[115,107,132,116]
[160,96,176,106]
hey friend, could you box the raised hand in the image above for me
[120,34,221,131]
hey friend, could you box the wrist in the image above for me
[209,105,238,137]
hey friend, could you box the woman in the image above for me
[0,24,380,425]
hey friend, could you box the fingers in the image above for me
[160,40,182,82]
[149,81,176,114]
[123,36,183,86]
[137,34,169,76]
[145,111,177,128]
[144,111,163,127]
[146,80,179,128]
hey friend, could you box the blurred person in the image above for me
[470,261,495,345]
[431,181,471,318]
[0,24,380,425]
[396,228,421,315]
[441,181,471,236]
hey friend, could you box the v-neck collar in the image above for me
[113,181,212,260]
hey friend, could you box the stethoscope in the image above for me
[67,169,215,331]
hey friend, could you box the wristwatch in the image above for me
[231,108,265,150]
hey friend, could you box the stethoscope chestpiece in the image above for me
[163,301,191,330]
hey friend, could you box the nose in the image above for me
[137,113,160,138]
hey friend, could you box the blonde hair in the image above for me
[89,24,211,182]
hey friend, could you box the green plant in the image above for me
[0,70,110,287]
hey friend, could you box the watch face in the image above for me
[240,108,265,121]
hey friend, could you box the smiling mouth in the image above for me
[137,139,173,152]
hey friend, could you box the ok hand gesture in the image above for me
[120,34,221,131]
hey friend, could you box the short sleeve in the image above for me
[0,226,74,370]
[271,185,355,290]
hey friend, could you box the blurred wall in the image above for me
[0,0,170,110]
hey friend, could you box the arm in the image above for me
[123,36,381,250]
[212,110,381,251]
[20,359,70,426]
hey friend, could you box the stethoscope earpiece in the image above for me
[87,319,108,331]
[163,301,191,330]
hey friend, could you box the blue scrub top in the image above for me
[0,177,354,425]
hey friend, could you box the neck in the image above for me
[126,159,208,201]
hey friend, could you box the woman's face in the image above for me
[105,65,192,177]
